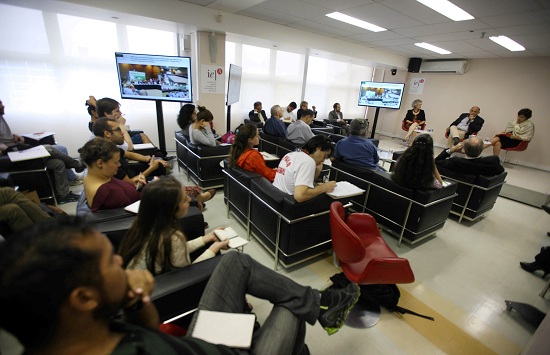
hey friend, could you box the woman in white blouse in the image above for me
[119,176,228,276]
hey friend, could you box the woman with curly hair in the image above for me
[119,176,228,276]
[228,123,276,181]
[391,134,443,189]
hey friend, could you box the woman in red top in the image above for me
[228,124,276,181]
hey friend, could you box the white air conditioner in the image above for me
[419,60,468,74]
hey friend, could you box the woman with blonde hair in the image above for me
[403,99,426,145]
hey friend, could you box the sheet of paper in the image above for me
[124,200,141,214]
[192,310,255,349]
[132,143,155,150]
[7,145,51,162]
[327,181,365,199]
[260,151,279,161]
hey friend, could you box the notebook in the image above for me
[214,227,248,248]
[192,310,256,349]
[327,181,365,199]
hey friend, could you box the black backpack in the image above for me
[329,272,434,321]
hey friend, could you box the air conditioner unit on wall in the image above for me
[419,60,468,74]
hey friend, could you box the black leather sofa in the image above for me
[223,165,351,269]
[329,160,458,246]
[0,156,56,205]
[174,131,231,189]
[436,166,507,223]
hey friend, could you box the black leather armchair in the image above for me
[437,167,507,223]
[0,156,56,205]
[174,131,230,189]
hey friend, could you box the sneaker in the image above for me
[318,283,360,335]
[57,192,80,205]
[69,179,83,186]
[73,159,86,173]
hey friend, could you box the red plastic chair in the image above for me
[329,202,415,327]
[503,140,529,163]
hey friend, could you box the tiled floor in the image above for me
[1,148,549,354]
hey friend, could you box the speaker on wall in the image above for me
[408,57,422,73]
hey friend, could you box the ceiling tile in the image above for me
[287,20,355,38]
[301,0,376,12]
[379,0,450,25]
[256,0,330,20]
[452,0,542,17]
[480,9,550,27]
[237,6,302,25]
[341,2,424,30]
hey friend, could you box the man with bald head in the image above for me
[435,136,504,176]
[446,106,484,148]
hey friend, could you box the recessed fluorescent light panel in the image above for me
[326,12,386,32]
[415,42,452,54]
[417,0,474,21]
[489,36,525,51]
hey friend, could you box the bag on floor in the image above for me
[221,131,236,144]
[329,272,434,321]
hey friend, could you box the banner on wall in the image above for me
[201,65,224,94]
[408,78,425,95]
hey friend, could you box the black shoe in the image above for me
[74,159,86,173]
[520,261,549,278]
[547,232,550,237]
[164,155,176,161]
[203,221,209,229]
[58,192,80,205]
[452,137,460,146]
[318,283,360,335]
[542,205,550,215]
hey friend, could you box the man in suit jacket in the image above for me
[248,101,267,128]
[446,106,484,147]
[436,137,504,176]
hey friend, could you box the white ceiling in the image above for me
[178,0,550,59]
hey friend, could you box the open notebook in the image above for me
[214,227,248,249]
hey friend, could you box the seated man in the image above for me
[92,118,169,181]
[0,99,84,204]
[296,100,309,120]
[0,217,360,354]
[273,135,336,203]
[446,106,484,147]
[248,101,267,128]
[286,109,315,146]
[435,136,504,176]
[328,103,350,136]
[282,101,297,122]
[263,104,287,138]
[333,119,383,171]
[0,187,51,234]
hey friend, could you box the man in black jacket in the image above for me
[436,136,504,176]
[446,106,484,147]
[248,101,267,128]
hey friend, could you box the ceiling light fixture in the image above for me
[325,12,386,32]
[489,35,525,51]
[414,42,452,54]
[416,0,474,21]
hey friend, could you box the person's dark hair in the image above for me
[119,176,183,276]
[463,137,484,157]
[92,117,114,137]
[96,97,120,117]
[303,135,332,155]
[391,134,436,189]
[333,102,340,109]
[349,119,368,136]
[196,105,214,122]
[86,101,96,117]
[518,108,532,119]
[0,216,102,349]
[177,104,196,131]
[253,101,262,109]
[228,124,258,167]
[289,102,297,109]
[79,137,119,166]
[300,109,314,119]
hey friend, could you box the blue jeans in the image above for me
[188,252,319,354]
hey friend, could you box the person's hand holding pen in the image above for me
[133,172,146,190]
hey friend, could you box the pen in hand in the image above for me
[135,172,145,190]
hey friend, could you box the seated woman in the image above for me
[79,138,141,212]
[118,176,229,276]
[176,103,196,140]
[228,124,276,182]
[190,105,217,147]
[391,134,443,190]
[403,99,426,145]
[484,108,534,155]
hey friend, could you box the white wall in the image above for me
[375,57,550,171]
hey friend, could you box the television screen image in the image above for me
[358,81,405,109]
[115,52,193,103]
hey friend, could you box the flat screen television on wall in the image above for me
[226,64,242,106]
[115,52,193,103]
[357,81,405,109]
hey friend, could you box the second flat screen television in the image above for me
[115,52,193,103]
[358,81,405,109]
